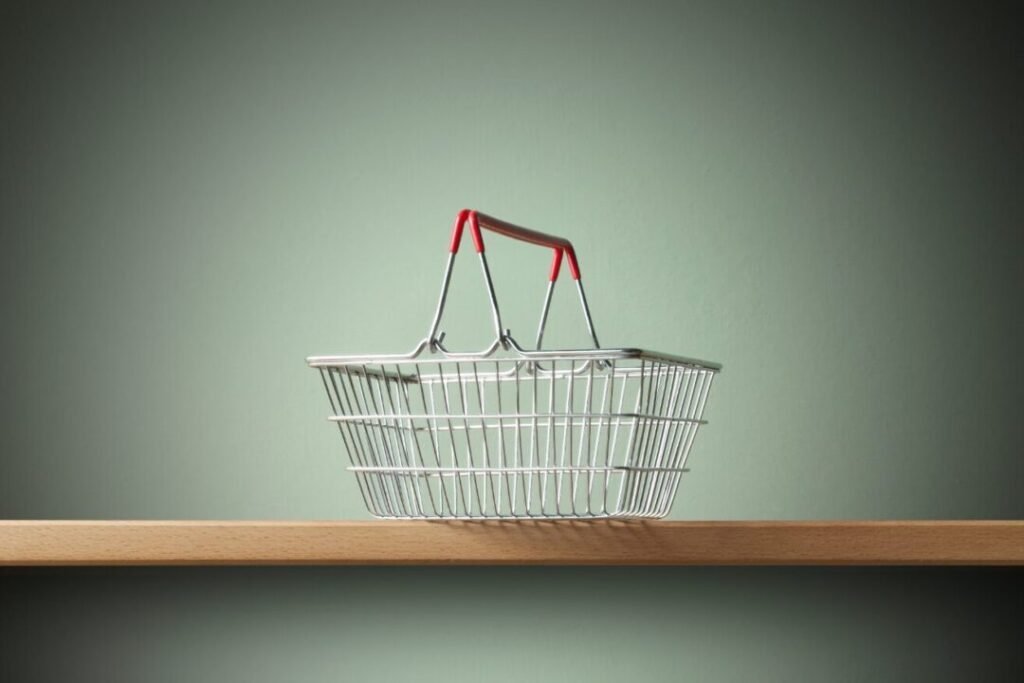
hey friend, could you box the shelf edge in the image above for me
[2,520,1022,566]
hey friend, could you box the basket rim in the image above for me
[307,344,721,371]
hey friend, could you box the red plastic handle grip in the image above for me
[448,209,580,281]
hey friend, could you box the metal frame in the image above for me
[307,210,720,519]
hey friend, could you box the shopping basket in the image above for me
[307,209,721,519]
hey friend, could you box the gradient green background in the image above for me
[1,1,1021,680]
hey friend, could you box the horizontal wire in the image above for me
[349,466,692,474]
[328,413,707,425]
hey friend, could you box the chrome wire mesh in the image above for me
[309,209,721,519]
[317,356,715,519]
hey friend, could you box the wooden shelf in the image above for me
[2,520,1022,566]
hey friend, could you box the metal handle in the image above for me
[427,209,601,352]
[451,210,581,281]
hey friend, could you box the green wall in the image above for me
[1,1,1021,679]
[1,0,1021,521]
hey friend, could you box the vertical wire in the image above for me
[571,362,595,515]
[525,362,540,516]
[599,363,621,516]
[554,360,576,516]
[324,368,376,516]
[659,367,706,513]
[643,363,673,513]
[363,366,410,516]
[507,361,523,516]
[337,369,386,516]
[614,360,646,514]
[453,363,484,517]
[605,363,630,515]
[660,369,716,515]
[678,370,714,470]
[347,369,395,517]
[415,367,453,516]
[639,363,681,516]
[493,360,508,516]
[643,365,686,516]
[653,366,692,515]
[408,367,438,517]
[374,368,414,516]
[389,365,429,517]
[471,362,498,516]
[660,366,704,512]
[376,367,421,516]
[395,365,440,517]
[435,362,468,517]
[540,360,557,515]
[586,363,611,516]
[625,362,657,514]
[635,362,670,514]
[623,363,653,514]
[647,366,688,516]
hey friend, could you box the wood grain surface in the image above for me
[1,520,1022,566]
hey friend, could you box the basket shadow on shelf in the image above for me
[307,209,721,521]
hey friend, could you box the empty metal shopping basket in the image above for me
[307,209,721,519]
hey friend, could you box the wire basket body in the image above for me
[308,210,720,519]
